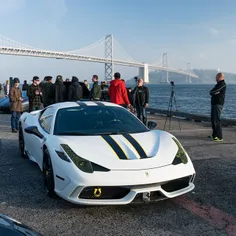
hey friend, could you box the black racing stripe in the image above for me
[94,101,106,107]
[123,134,148,159]
[102,135,127,160]
[76,101,87,107]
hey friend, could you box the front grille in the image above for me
[161,176,190,192]
[79,187,130,200]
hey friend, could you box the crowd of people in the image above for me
[6,73,150,133]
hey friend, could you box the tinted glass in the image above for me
[39,107,54,133]
[54,106,148,135]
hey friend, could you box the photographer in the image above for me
[132,78,149,125]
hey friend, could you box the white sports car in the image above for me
[19,101,195,205]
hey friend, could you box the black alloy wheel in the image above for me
[18,125,26,158]
[43,149,56,197]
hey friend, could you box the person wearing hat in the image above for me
[9,78,23,132]
[27,76,43,112]
[109,72,131,108]
[40,76,54,107]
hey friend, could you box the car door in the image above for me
[27,107,54,168]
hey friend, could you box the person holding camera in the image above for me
[27,76,43,112]
[132,78,149,125]
[9,78,23,132]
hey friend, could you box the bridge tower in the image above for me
[162,53,169,83]
[139,64,149,83]
[105,34,114,82]
[186,62,192,83]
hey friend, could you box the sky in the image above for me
[0,0,236,83]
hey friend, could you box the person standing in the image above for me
[84,80,90,90]
[101,80,109,101]
[4,80,10,97]
[209,72,226,141]
[9,78,23,133]
[68,76,83,101]
[109,72,131,108]
[89,75,101,101]
[40,76,54,107]
[27,76,43,112]
[132,78,149,125]
[54,75,66,103]
[22,80,29,91]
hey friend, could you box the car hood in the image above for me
[57,130,179,170]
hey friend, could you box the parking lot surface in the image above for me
[0,113,236,236]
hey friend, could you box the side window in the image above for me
[39,107,54,134]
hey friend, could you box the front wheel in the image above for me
[43,149,56,197]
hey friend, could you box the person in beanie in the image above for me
[89,75,101,100]
[109,72,131,108]
[40,76,54,107]
[9,78,23,132]
[27,76,43,112]
[132,78,149,125]
[68,76,83,101]
[54,75,66,103]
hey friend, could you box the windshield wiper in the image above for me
[56,132,89,136]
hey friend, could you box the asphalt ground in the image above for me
[0,113,236,236]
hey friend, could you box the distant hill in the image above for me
[126,69,236,84]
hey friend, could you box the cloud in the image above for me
[209,27,219,35]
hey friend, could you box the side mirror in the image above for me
[24,126,44,139]
[147,121,157,130]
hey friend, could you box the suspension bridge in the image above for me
[0,34,198,83]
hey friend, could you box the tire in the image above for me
[19,125,26,158]
[43,149,56,197]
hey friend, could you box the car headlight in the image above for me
[172,138,188,165]
[60,144,93,173]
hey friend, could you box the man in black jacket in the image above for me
[209,72,226,141]
[133,78,149,125]
[68,76,83,101]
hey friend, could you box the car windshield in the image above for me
[54,106,149,135]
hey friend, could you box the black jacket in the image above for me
[133,86,149,107]
[40,81,54,106]
[68,82,83,101]
[210,80,226,106]
[54,80,66,103]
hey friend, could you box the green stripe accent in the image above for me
[123,134,148,159]
[102,135,127,160]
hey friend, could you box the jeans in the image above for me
[11,111,21,130]
[136,105,147,125]
[211,105,223,139]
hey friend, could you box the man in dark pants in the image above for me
[9,78,23,132]
[133,78,149,125]
[209,73,226,142]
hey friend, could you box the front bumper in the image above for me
[54,163,195,205]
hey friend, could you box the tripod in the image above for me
[164,84,181,131]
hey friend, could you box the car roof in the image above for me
[51,101,121,111]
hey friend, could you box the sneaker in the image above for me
[12,129,17,133]
[213,137,223,142]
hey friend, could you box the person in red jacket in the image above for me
[109,72,131,109]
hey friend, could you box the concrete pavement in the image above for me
[0,113,236,236]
